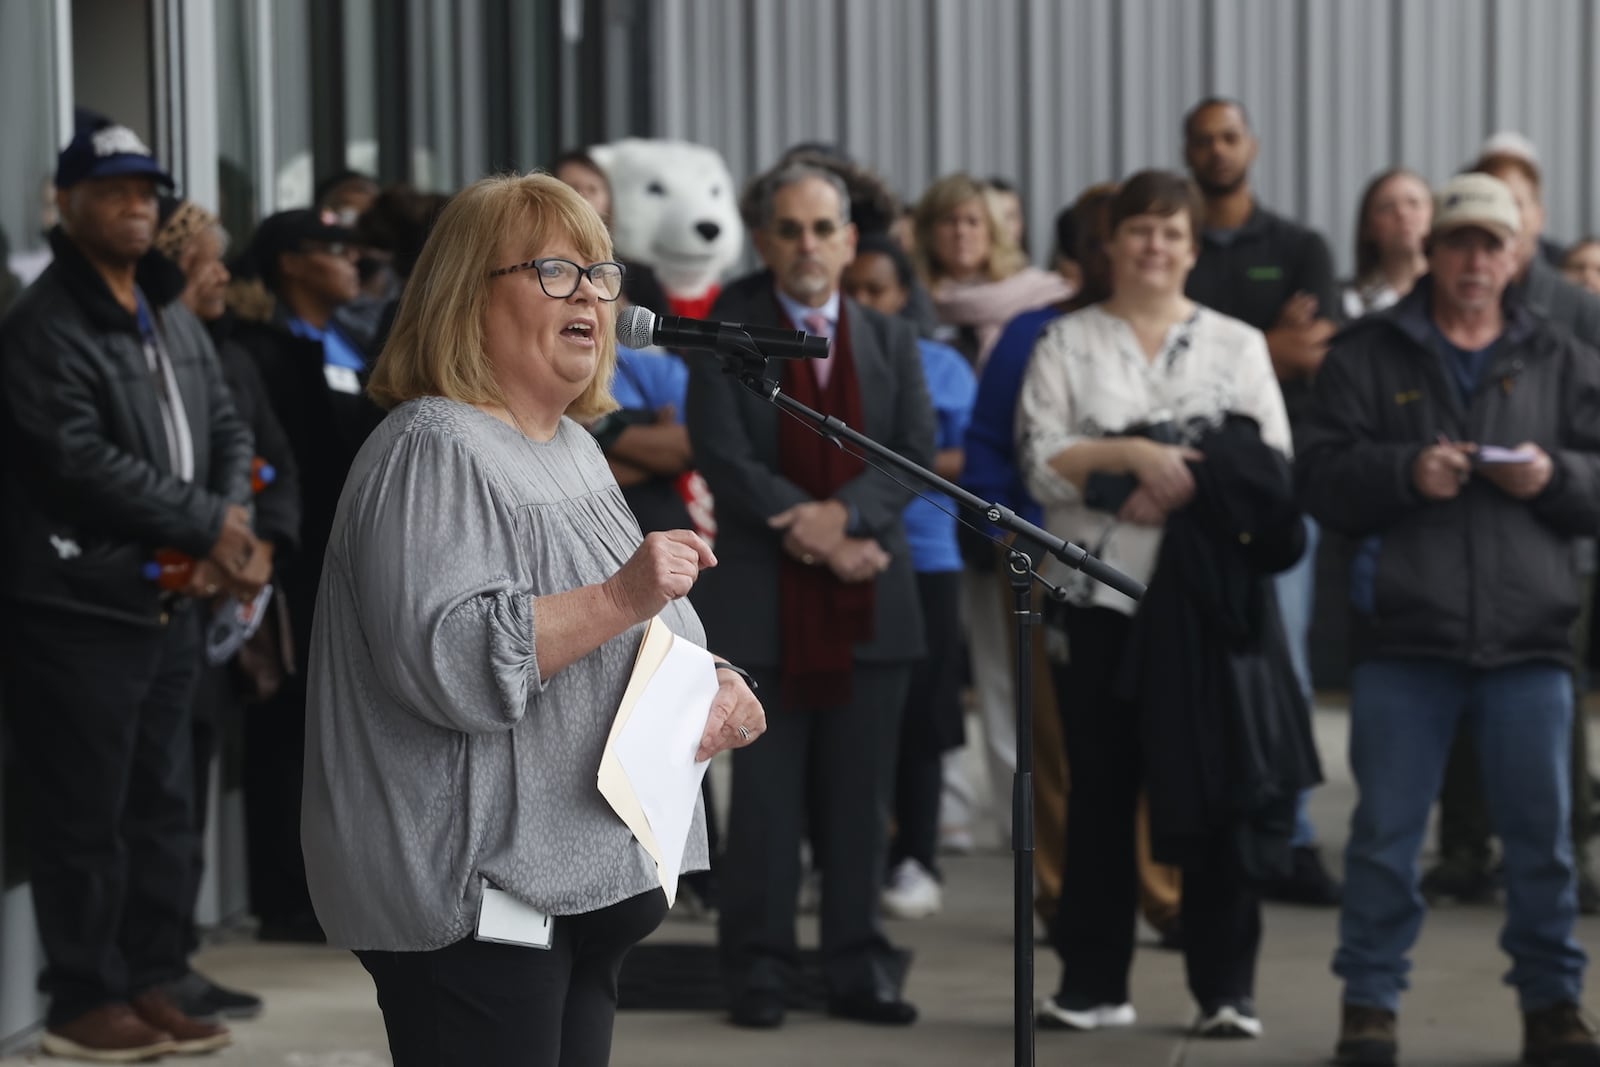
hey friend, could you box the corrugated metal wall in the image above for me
[649,0,1600,275]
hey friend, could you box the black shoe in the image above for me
[1419,857,1497,905]
[163,970,264,1021]
[1265,845,1343,907]
[1522,1001,1600,1066]
[825,993,918,1026]
[1335,1003,1398,1066]
[729,990,784,1029]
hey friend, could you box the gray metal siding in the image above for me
[649,0,1600,274]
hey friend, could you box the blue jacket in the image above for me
[961,307,1059,533]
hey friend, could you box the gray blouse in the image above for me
[301,396,708,951]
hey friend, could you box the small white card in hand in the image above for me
[475,884,553,949]
[1476,445,1538,465]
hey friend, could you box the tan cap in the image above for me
[1431,173,1520,241]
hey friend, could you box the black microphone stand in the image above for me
[714,352,1143,1067]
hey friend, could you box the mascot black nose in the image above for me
[695,221,721,243]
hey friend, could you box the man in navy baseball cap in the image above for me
[2,114,248,1057]
[50,119,175,274]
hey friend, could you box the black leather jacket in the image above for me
[0,228,253,625]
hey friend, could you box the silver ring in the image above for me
[801,554,816,565]
[736,725,751,741]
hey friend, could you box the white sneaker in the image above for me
[1036,996,1136,1031]
[1194,1002,1263,1038]
[880,859,943,919]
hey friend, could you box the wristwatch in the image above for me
[711,661,758,691]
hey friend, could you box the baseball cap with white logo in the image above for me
[55,120,175,191]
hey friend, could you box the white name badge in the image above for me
[475,884,554,949]
[324,364,363,395]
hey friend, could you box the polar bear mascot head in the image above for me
[589,138,744,318]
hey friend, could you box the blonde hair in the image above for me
[369,171,620,421]
[912,172,1027,285]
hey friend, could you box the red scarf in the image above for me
[777,303,876,706]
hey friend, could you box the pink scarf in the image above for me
[932,267,1075,367]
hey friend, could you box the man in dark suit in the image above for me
[687,163,935,1030]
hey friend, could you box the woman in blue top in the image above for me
[842,234,975,919]
[589,342,700,536]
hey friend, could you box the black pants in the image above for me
[243,670,316,929]
[1048,606,1261,1009]
[890,571,965,877]
[719,663,910,1000]
[182,659,232,956]
[2,606,201,1026]
[356,889,667,1067]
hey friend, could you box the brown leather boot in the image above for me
[1334,1002,1398,1066]
[129,988,232,1054]
[1522,1002,1600,1066]
[40,1002,176,1062]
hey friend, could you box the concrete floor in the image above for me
[3,706,1597,1066]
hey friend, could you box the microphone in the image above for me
[615,305,829,360]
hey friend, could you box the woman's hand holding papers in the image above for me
[697,667,766,761]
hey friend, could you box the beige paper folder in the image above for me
[598,616,704,906]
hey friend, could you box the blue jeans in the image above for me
[1274,516,1320,848]
[1334,658,1586,1012]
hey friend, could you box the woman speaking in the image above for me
[300,172,764,1066]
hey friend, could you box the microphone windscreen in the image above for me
[615,305,656,350]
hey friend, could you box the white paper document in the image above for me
[598,618,719,906]
[1474,444,1539,465]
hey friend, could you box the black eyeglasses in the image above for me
[488,257,626,300]
[771,219,842,242]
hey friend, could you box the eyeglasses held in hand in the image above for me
[770,219,842,242]
[488,257,626,300]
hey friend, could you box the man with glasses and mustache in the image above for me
[231,209,385,946]
[1299,173,1600,1067]
[686,162,935,1030]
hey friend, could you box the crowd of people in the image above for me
[1,96,1598,1066]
